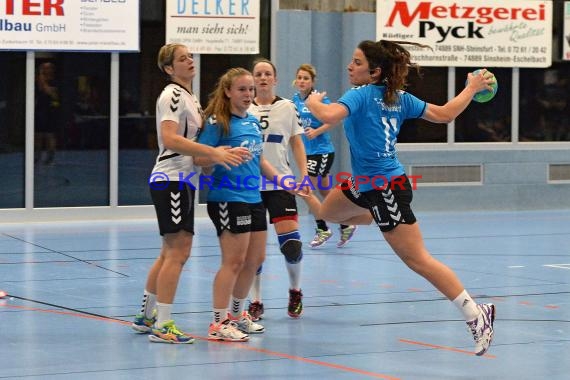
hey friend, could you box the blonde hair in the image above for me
[157,43,187,74]
[293,63,317,89]
[296,63,316,80]
[204,67,252,136]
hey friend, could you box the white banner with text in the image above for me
[376,0,553,67]
[562,1,570,61]
[0,0,140,52]
[166,0,260,54]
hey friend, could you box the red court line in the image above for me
[1,302,400,379]
[0,304,131,326]
[399,338,496,359]
[232,345,401,380]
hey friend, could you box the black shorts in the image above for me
[339,176,369,209]
[360,175,417,232]
[150,181,195,236]
[260,190,298,224]
[306,152,335,176]
[207,201,267,236]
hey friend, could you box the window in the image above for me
[455,67,512,142]
[399,67,448,143]
[34,53,111,207]
[519,63,570,142]
[0,53,26,208]
[118,21,165,205]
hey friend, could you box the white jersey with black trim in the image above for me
[152,82,203,180]
[249,96,303,189]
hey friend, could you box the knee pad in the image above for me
[278,231,303,264]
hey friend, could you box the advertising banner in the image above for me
[376,0,553,67]
[562,1,570,61]
[166,0,260,54]
[0,0,140,52]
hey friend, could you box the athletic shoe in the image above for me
[337,225,357,248]
[466,303,496,356]
[288,289,303,318]
[148,320,195,344]
[309,228,333,248]
[230,311,265,334]
[131,312,156,334]
[208,319,249,342]
[248,301,265,322]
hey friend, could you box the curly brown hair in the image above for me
[357,40,431,105]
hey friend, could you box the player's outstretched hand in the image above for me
[212,146,251,170]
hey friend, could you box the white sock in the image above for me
[141,290,157,318]
[452,290,480,321]
[156,302,172,327]
[230,297,246,319]
[250,274,262,302]
[286,262,302,290]
[213,308,227,324]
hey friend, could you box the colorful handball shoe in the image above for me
[230,311,265,334]
[148,320,195,344]
[337,225,357,248]
[248,301,265,322]
[131,312,157,334]
[466,303,496,356]
[309,228,333,248]
[287,289,303,318]
[208,319,249,342]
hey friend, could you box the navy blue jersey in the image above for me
[338,84,426,192]
[198,113,264,203]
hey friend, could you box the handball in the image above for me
[467,69,498,103]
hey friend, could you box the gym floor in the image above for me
[1,210,569,379]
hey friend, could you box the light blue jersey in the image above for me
[197,113,264,203]
[292,92,335,155]
[338,84,426,192]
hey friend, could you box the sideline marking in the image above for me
[1,302,401,380]
[399,338,496,359]
[543,264,570,270]
[230,345,401,380]
[1,303,130,325]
